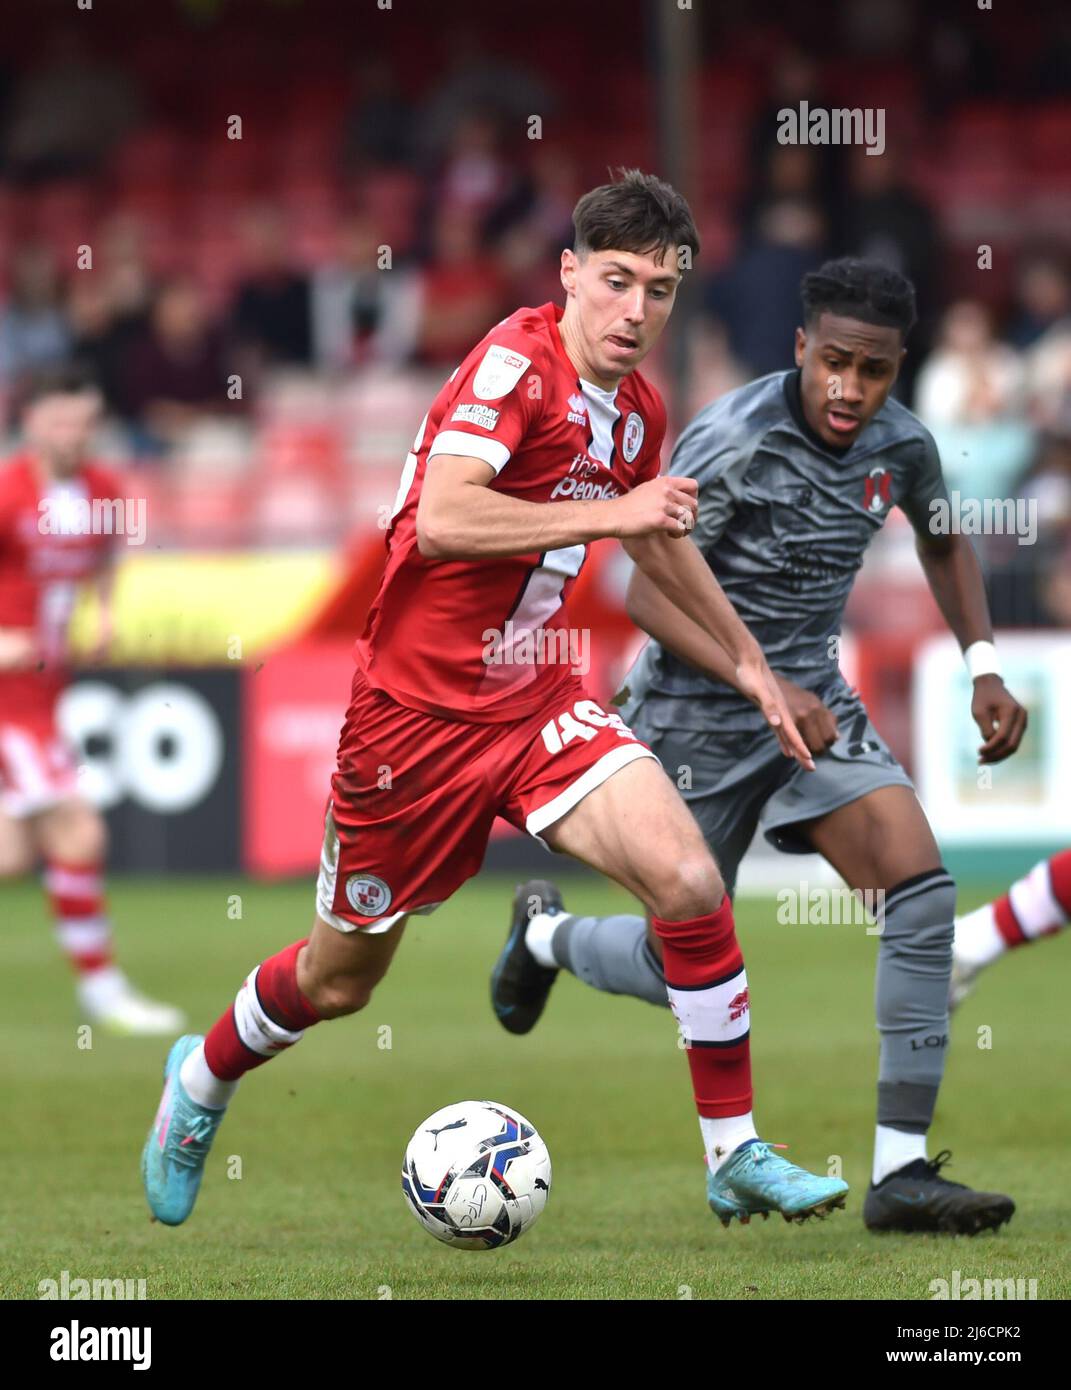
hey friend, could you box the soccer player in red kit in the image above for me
[143,171,849,1228]
[0,367,184,1035]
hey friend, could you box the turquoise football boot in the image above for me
[141,1034,227,1226]
[706,1139,849,1226]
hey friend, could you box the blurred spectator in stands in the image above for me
[915,302,1032,509]
[67,215,157,421]
[989,413,1071,627]
[341,57,415,173]
[417,23,554,157]
[488,145,578,307]
[0,248,71,395]
[922,16,1000,112]
[915,302,1025,426]
[230,207,313,379]
[2,32,140,184]
[704,196,827,380]
[840,143,939,397]
[311,215,420,372]
[413,210,509,368]
[67,275,129,418]
[1024,319,1071,433]
[839,0,913,59]
[1007,250,1071,350]
[121,277,234,453]
[98,215,154,329]
[1023,419,1071,546]
[415,111,532,260]
[744,49,840,238]
[1031,11,1071,97]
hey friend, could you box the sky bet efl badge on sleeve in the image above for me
[472,344,532,401]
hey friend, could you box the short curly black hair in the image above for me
[801,257,917,336]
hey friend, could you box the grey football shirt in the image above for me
[625,369,949,731]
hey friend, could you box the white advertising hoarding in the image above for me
[913,632,1071,845]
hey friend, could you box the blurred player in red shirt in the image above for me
[0,366,184,1035]
[143,171,851,1231]
[951,849,1071,1009]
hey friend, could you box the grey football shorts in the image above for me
[625,681,915,898]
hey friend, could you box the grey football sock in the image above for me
[552,913,668,1007]
[874,869,957,1133]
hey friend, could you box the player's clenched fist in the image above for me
[611,475,699,538]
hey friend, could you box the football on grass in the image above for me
[401,1100,551,1250]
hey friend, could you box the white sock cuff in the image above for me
[873,1123,927,1184]
[1009,859,1063,939]
[700,1112,758,1171]
[56,918,113,953]
[954,902,1005,968]
[233,966,306,1057]
[525,911,564,970]
[180,1042,239,1110]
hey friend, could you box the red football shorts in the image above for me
[0,719,80,818]
[315,665,656,933]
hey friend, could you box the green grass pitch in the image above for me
[2,871,1068,1300]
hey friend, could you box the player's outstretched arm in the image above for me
[914,530,1028,763]
[416,456,701,560]
[623,532,815,769]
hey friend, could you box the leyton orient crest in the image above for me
[863,465,892,513]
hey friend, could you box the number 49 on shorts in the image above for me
[540,699,636,754]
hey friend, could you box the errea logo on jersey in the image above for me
[472,344,531,401]
[566,392,587,426]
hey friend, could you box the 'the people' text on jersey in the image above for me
[356,301,666,723]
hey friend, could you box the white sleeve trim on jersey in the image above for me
[427,429,511,475]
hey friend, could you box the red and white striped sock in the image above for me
[653,899,757,1168]
[182,940,323,1108]
[956,850,1071,967]
[43,859,114,976]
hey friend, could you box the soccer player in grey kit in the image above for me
[491,258,1029,1234]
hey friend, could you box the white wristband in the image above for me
[964,640,1001,681]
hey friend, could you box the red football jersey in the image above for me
[355,301,667,723]
[0,454,120,722]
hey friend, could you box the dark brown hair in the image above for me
[23,361,101,405]
[572,168,699,267]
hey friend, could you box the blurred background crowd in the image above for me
[1,0,1069,631]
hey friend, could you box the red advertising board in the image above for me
[242,638,357,876]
